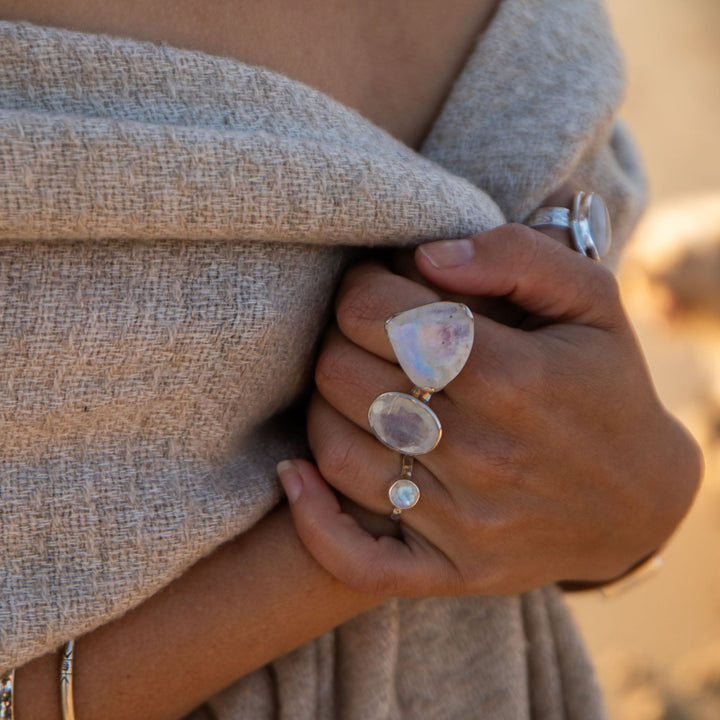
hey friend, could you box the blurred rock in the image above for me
[576,3,720,718]
[623,193,720,323]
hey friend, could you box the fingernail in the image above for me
[277,460,302,502]
[419,239,474,268]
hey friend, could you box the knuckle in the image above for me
[492,448,535,491]
[488,348,550,413]
[483,439,534,490]
[348,554,399,596]
[445,426,495,480]
[574,265,623,328]
[587,265,621,306]
[452,423,536,493]
[506,223,546,265]
[314,427,362,485]
[440,563,469,597]
[314,340,356,394]
[475,558,515,594]
[336,278,381,329]
[505,222,544,249]
[461,341,549,414]
[509,356,549,404]
[457,350,491,389]
[451,531,509,593]
[335,266,440,337]
[448,497,486,543]
[295,506,330,553]
[475,224,543,281]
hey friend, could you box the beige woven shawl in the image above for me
[0,0,645,716]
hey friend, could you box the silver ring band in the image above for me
[524,190,611,260]
[524,206,571,229]
[389,455,418,519]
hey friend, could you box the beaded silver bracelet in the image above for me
[0,669,15,720]
[60,640,76,720]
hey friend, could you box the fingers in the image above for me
[277,458,458,597]
[312,325,542,545]
[414,224,624,329]
[331,252,607,424]
[314,327,481,475]
[307,392,398,516]
[306,392,453,535]
[316,314,541,443]
[334,262,441,361]
[332,261,544,411]
[315,326,414,421]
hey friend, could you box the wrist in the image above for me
[13,505,384,720]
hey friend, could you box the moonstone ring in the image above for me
[367,301,474,517]
[524,190,612,260]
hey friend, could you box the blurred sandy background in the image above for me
[566,2,720,718]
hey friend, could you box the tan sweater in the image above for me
[0,0,645,716]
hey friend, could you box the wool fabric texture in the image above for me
[0,0,645,717]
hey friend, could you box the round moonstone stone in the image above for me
[368,392,441,456]
[389,479,420,510]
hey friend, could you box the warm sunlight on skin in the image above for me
[0,0,500,147]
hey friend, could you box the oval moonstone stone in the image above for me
[368,392,441,456]
[389,479,420,510]
[385,302,474,392]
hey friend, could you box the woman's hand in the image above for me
[278,224,702,597]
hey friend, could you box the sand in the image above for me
[566,3,720,718]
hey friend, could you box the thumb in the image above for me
[415,224,622,328]
[276,459,417,596]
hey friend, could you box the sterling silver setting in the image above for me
[367,301,474,517]
[524,190,612,260]
[388,455,420,518]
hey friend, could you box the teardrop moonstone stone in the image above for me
[385,301,474,391]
